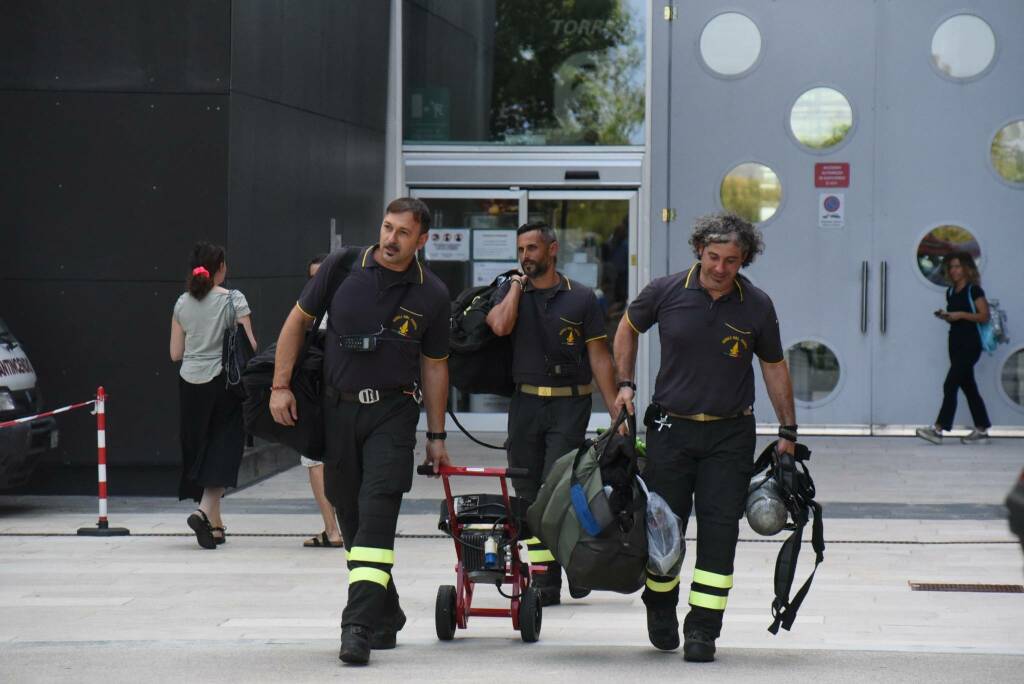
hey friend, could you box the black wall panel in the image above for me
[1,280,186,468]
[0,0,230,92]
[231,0,390,131]
[2,0,390,492]
[226,94,387,279]
[0,92,229,281]
[226,92,347,278]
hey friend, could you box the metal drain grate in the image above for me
[909,582,1023,593]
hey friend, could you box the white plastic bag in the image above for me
[637,476,683,576]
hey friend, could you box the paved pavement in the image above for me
[1,434,1022,682]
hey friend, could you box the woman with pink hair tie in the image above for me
[169,242,257,549]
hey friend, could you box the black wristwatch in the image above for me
[778,425,798,442]
[617,380,637,391]
[425,431,447,442]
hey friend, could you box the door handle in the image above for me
[860,261,869,334]
[879,260,888,335]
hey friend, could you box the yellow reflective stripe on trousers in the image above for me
[527,549,555,563]
[692,569,733,589]
[346,547,395,564]
[688,590,728,610]
[524,537,542,546]
[349,567,391,588]
[646,576,681,592]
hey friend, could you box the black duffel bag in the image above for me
[242,339,326,458]
[241,249,357,459]
[448,271,518,397]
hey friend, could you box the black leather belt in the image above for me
[325,385,417,405]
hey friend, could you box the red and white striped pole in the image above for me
[78,386,129,536]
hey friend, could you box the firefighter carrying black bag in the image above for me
[745,440,824,634]
[448,270,519,397]
[526,409,648,594]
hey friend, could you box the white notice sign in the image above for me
[423,228,470,261]
[472,230,517,260]
[473,261,519,286]
[818,193,845,229]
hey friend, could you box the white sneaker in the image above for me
[960,429,990,445]
[915,426,943,444]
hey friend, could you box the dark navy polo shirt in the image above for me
[625,263,784,416]
[493,274,607,387]
[297,245,450,392]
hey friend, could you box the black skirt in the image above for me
[178,373,244,501]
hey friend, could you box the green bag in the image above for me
[526,411,647,594]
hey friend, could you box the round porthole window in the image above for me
[931,14,996,80]
[720,162,782,224]
[991,120,1024,185]
[700,13,762,77]
[1002,349,1024,408]
[789,87,853,151]
[916,225,981,286]
[785,341,840,403]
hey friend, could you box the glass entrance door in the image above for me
[411,188,639,432]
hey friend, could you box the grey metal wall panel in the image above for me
[0,0,230,92]
[231,0,390,130]
[0,92,229,281]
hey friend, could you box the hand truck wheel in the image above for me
[518,586,542,643]
[435,585,457,641]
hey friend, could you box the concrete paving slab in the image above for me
[1,435,1022,681]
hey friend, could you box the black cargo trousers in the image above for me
[322,389,419,632]
[641,411,756,639]
[506,391,592,590]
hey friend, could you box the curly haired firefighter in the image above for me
[613,213,799,663]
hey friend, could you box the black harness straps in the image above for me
[752,441,826,634]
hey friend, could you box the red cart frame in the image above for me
[418,464,542,642]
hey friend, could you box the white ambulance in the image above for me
[0,318,59,489]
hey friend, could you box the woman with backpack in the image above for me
[916,251,992,445]
[170,242,257,548]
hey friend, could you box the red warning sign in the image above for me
[815,163,850,188]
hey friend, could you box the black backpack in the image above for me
[448,271,518,397]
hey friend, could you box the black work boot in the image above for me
[683,628,716,662]
[533,565,562,606]
[338,625,371,665]
[646,605,680,651]
[568,580,591,600]
[370,606,406,650]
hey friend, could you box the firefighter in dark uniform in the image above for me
[269,198,451,665]
[486,221,619,606]
[613,213,798,663]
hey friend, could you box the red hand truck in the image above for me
[416,464,542,643]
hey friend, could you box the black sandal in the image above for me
[303,531,343,548]
[212,526,226,545]
[187,510,217,550]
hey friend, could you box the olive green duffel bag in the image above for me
[526,410,647,594]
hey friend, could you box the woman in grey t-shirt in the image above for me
[170,242,256,549]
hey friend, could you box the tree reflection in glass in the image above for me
[992,121,1024,184]
[720,163,782,224]
[404,0,646,145]
[790,87,853,150]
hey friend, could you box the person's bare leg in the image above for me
[308,464,342,543]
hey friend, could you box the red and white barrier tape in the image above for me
[0,399,96,429]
